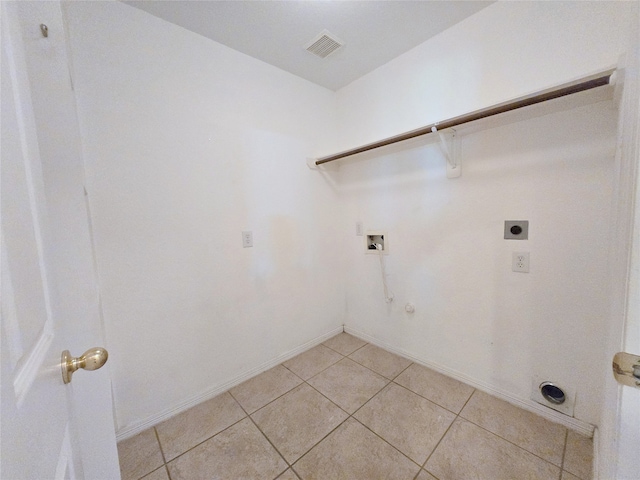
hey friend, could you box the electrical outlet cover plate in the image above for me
[512,252,530,273]
[242,231,253,248]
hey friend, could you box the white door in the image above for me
[611,4,640,479]
[614,10,640,476]
[1,1,120,478]
[599,4,640,478]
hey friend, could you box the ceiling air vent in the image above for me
[304,30,344,59]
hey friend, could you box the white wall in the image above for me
[65,1,344,433]
[334,1,633,151]
[339,101,616,425]
[334,1,634,428]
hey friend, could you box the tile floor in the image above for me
[117,333,594,480]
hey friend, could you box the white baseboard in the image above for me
[116,325,344,441]
[345,327,595,438]
[592,427,600,479]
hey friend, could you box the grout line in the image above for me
[228,390,292,472]
[321,341,367,357]
[346,349,412,382]
[455,386,567,469]
[349,416,424,469]
[248,381,308,417]
[456,415,565,470]
[289,465,303,479]
[390,380,460,415]
[283,377,356,461]
[419,402,462,471]
[153,427,167,464]
[281,347,346,381]
[322,344,393,382]
[161,411,249,465]
[302,378,354,417]
[276,377,358,469]
[344,341,369,357]
[420,386,477,474]
[389,374,470,417]
[308,353,392,390]
[152,426,172,480]
[249,412,291,477]
[235,357,391,475]
[238,376,305,416]
[422,468,443,480]
[456,390,567,468]
[389,361,414,382]
[349,379,392,418]
[288,412,350,469]
[320,333,368,357]
[560,428,569,472]
[266,363,395,471]
[298,362,450,473]
[412,464,441,480]
[458,386,476,412]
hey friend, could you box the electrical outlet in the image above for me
[242,231,253,248]
[356,222,363,236]
[512,252,529,273]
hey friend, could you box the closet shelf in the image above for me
[309,68,616,168]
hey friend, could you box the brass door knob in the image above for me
[612,351,640,389]
[61,347,108,384]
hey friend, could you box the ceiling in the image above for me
[122,1,494,91]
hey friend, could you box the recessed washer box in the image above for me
[365,231,388,254]
[504,220,529,240]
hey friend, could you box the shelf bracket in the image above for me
[431,126,461,178]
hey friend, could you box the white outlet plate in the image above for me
[356,222,363,236]
[512,252,529,272]
[242,231,253,248]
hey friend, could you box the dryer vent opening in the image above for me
[530,376,574,416]
[540,382,566,405]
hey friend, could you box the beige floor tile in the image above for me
[283,344,343,380]
[230,365,303,413]
[141,467,169,480]
[322,332,367,356]
[562,470,582,480]
[251,383,349,463]
[563,431,593,480]
[394,363,474,413]
[277,468,301,479]
[353,383,455,464]
[460,390,566,465]
[415,470,438,480]
[117,428,164,480]
[167,417,287,480]
[294,418,420,480]
[348,344,412,379]
[307,357,388,413]
[425,418,560,480]
[155,391,246,461]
